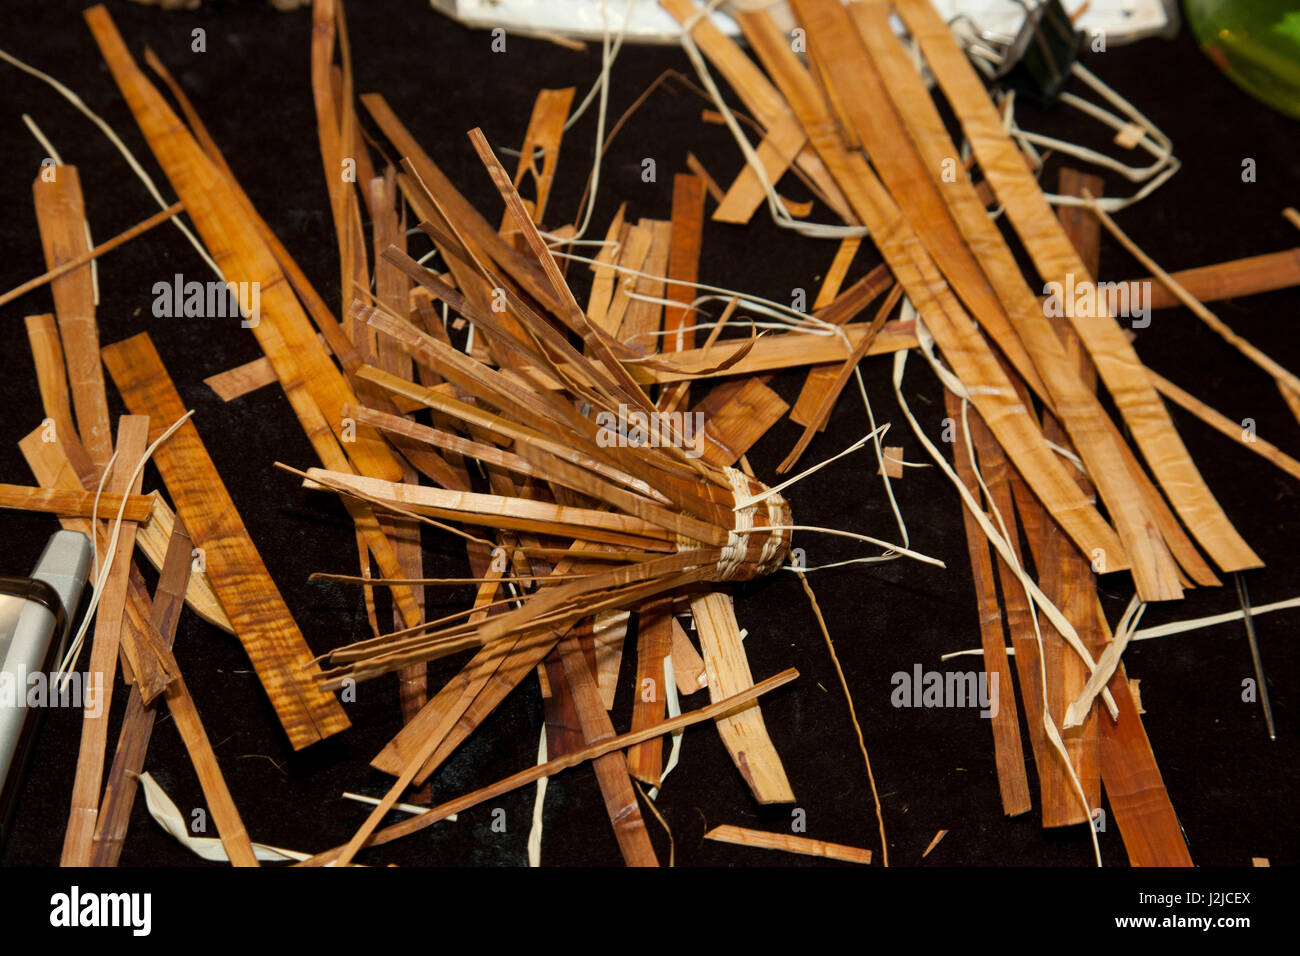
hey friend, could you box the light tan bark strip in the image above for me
[705,824,871,864]
[690,590,794,804]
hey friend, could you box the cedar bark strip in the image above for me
[202,354,280,402]
[690,590,794,804]
[311,0,368,314]
[664,174,707,353]
[751,3,1046,402]
[143,47,360,375]
[787,237,863,430]
[1095,200,1300,398]
[0,485,153,522]
[670,617,708,694]
[619,219,673,350]
[1055,171,1217,588]
[117,527,258,866]
[789,264,893,430]
[1092,599,1193,865]
[704,825,871,864]
[93,5,431,630]
[542,647,586,759]
[946,392,1032,817]
[694,377,790,467]
[102,333,348,749]
[92,522,193,866]
[1010,463,1101,826]
[779,284,900,473]
[597,222,651,336]
[896,0,1260,575]
[367,168,429,741]
[146,635,261,866]
[24,313,97,486]
[61,415,150,866]
[32,167,112,470]
[557,633,659,866]
[1150,371,1300,482]
[849,1,1180,600]
[500,87,576,231]
[626,599,673,784]
[592,610,629,709]
[1133,248,1300,310]
[586,204,627,328]
[480,319,918,388]
[1056,168,1188,854]
[361,93,562,316]
[135,497,233,633]
[966,417,1056,817]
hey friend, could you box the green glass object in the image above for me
[1185,1,1300,119]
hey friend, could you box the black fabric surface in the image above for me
[0,0,1296,868]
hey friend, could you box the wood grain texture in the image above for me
[0,484,153,522]
[1092,598,1193,866]
[1133,247,1300,310]
[102,332,348,750]
[694,377,790,467]
[24,312,97,486]
[499,87,575,231]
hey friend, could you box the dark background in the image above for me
[0,0,1296,868]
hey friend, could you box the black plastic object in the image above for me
[995,0,1085,108]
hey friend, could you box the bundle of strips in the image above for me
[12,0,1294,868]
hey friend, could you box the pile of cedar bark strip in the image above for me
[7,0,1299,867]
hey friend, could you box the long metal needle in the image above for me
[1235,572,1276,740]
